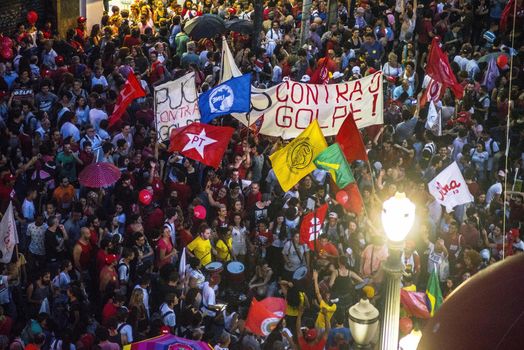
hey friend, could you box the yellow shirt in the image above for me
[315,300,337,329]
[216,237,232,262]
[187,236,212,266]
[285,292,306,317]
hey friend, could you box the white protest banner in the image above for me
[155,72,200,142]
[428,162,474,213]
[220,37,383,139]
[0,202,18,263]
[232,72,384,139]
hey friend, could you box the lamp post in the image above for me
[380,192,416,350]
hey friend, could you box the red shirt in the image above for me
[76,239,93,271]
[298,337,327,350]
[316,242,339,257]
[96,250,109,273]
[246,191,262,211]
[101,300,118,326]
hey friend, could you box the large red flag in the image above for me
[310,57,330,84]
[299,203,329,250]
[426,37,464,98]
[245,297,287,336]
[336,114,368,162]
[169,123,234,169]
[108,73,145,128]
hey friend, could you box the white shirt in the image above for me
[231,226,247,255]
[22,199,35,221]
[283,240,307,272]
[159,303,176,327]
[201,281,217,317]
[89,108,108,130]
[118,260,130,283]
[60,122,80,142]
[486,182,503,207]
[91,75,108,88]
[117,323,133,343]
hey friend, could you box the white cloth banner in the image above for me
[155,72,200,142]
[0,202,18,263]
[425,100,442,136]
[220,37,384,139]
[428,162,474,213]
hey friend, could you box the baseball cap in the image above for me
[305,328,318,341]
[332,71,344,80]
[329,212,338,219]
[352,66,361,75]
[105,254,118,265]
[300,74,311,83]
[2,173,15,183]
[498,170,506,178]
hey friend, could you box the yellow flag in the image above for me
[269,120,327,192]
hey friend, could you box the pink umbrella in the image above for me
[78,162,121,188]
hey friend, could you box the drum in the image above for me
[293,266,308,281]
[226,261,245,284]
[205,262,224,275]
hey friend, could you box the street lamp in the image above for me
[348,298,380,349]
[380,192,416,350]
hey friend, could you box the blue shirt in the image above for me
[393,85,414,100]
[327,327,352,348]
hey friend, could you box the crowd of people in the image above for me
[0,0,523,349]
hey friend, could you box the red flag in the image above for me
[400,289,431,319]
[336,114,368,162]
[169,123,234,169]
[108,73,145,128]
[420,77,443,108]
[245,297,287,336]
[341,183,364,216]
[310,57,330,84]
[426,37,464,98]
[299,204,329,250]
[499,0,515,32]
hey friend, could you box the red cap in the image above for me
[2,173,15,183]
[55,55,64,65]
[77,16,87,23]
[105,254,118,265]
[305,328,317,341]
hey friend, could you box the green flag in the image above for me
[313,143,355,188]
[426,268,443,316]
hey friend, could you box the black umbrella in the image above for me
[184,14,226,40]
[225,18,254,34]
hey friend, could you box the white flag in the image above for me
[178,247,187,280]
[428,162,474,213]
[425,100,442,136]
[0,202,18,263]
[220,37,243,83]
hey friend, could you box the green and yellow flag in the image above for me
[426,268,443,316]
[313,143,355,188]
[269,120,327,192]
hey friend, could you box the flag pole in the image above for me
[502,0,518,260]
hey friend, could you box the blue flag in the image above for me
[198,73,252,123]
